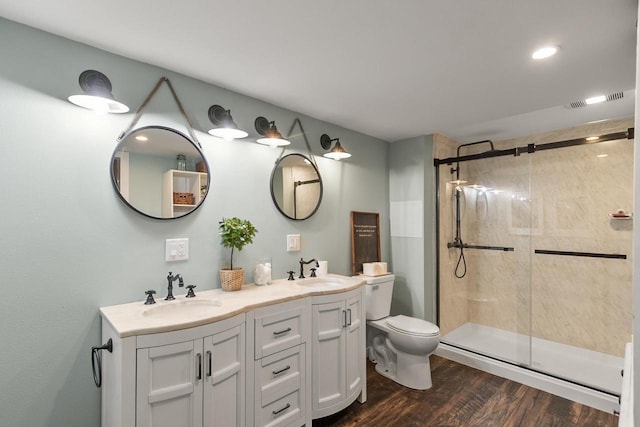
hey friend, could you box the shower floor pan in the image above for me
[439,322,623,409]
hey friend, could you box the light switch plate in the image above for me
[166,238,189,261]
[287,234,301,252]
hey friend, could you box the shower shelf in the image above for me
[608,212,632,220]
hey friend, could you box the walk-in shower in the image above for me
[434,120,634,411]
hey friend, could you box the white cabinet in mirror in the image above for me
[111,125,210,220]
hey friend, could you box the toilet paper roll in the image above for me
[317,260,328,277]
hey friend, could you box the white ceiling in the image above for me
[0,0,637,143]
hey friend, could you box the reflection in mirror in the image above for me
[271,154,322,220]
[111,126,210,219]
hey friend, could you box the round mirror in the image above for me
[111,126,210,219]
[270,154,323,220]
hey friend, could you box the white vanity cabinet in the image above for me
[311,287,366,419]
[102,313,245,427]
[246,298,311,427]
[100,275,367,427]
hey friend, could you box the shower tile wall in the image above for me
[438,118,633,357]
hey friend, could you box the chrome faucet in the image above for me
[165,272,184,301]
[299,258,319,279]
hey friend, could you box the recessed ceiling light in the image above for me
[586,136,599,141]
[585,95,607,105]
[597,154,608,158]
[531,46,558,60]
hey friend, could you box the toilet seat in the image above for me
[386,315,439,337]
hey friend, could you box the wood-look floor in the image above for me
[312,356,618,427]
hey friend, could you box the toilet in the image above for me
[363,274,440,390]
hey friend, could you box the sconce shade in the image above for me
[207,104,248,141]
[321,133,351,160]
[67,70,129,113]
[255,116,290,147]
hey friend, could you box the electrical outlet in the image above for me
[166,238,189,261]
[287,234,301,252]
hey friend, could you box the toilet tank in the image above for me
[362,274,395,320]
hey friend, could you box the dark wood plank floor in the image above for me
[312,356,618,427]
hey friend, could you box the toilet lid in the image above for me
[386,315,440,337]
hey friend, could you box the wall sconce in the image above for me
[254,116,290,146]
[207,105,248,141]
[320,134,351,160]
[68,70,129,113]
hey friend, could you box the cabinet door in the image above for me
[312,300,346,412]
[136,340,204,427]
[345,294,363,400]
[203,324,245,427]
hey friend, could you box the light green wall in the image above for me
[388,135,437,322]
[0,18,389,427]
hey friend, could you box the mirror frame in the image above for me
[110,125,211,220]
[270,153,323,221]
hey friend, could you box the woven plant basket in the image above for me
[220,268,243,291]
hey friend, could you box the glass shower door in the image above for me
[527,138,632,394]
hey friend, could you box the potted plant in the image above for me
[218,217,257,291]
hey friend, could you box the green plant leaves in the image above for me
[219,217,258,270]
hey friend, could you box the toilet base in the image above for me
[396,351,433,390]
[371,349,433,390]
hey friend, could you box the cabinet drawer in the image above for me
[255,306,304,359]
[257,388,303,427]
[257,345,304,403]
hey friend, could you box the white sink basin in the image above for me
[142,299,223,319]
[294,278,346,288]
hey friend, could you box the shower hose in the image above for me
[455,244,467,278]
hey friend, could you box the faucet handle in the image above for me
[144,290,156,305]
[287,271,295,281]
[185,285,196,298]
[310,268,317,278]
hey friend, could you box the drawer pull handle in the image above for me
[272,365,291,376]
[273,327,292,336]
[343,310,347,328]
[206,351,212,377]
[272,403,291,415]
[347,308,352,326]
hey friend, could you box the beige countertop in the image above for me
[100,274,365,338]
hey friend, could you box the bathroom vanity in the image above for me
[99,274,366,427]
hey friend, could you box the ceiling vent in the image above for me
[568,91,624,109]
